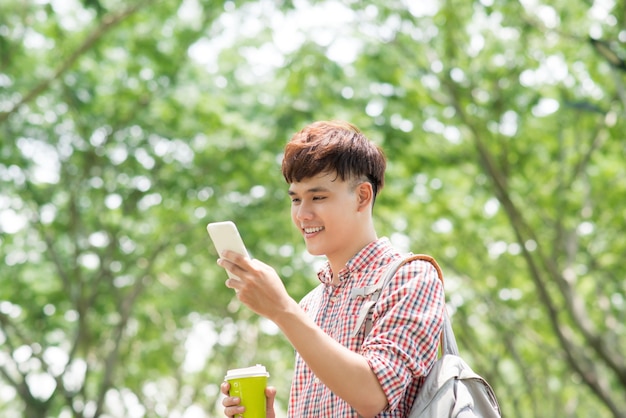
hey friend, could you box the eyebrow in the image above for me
[288,186,331,196]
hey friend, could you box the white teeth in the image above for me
[304,226,324,234]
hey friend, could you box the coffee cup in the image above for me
[224,364,270,418]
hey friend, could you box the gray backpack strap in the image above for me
[351,254,445,338]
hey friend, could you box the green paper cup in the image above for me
[225,364,270,418]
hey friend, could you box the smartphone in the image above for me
[206,221,249,280]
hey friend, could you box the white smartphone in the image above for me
[206,221,249,280]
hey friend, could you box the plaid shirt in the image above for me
[288,238,445,417]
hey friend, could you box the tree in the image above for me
[1,1,295,416]
[1,0,624,417]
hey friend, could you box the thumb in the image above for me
[265,386,277,418]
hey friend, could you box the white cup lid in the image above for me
[225,364,269,380]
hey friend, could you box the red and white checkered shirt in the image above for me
[288,238,445,417]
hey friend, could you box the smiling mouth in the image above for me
[303,226,324,234]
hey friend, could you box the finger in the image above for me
[225,278,243,292]
[218,258,248,282]
[266,385,277,404]
[223,405,245,417]
[220,381,245,417]
[220,381,230,396]
[219,251,251,269]
[217,257,240,274]
[221,396,242,407]
[265,386,277,417]
[221,249,250,261]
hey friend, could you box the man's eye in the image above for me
[313,196,326,201]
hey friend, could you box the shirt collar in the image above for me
[316,237,394,286]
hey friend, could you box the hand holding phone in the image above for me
[206,221,249,280]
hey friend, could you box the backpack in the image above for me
[353,254,502,418]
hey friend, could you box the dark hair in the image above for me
[281,120,386,202]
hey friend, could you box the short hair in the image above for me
[281,120,386,201]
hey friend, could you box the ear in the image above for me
[356,182,374,212]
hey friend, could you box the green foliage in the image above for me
[1,0,625,417]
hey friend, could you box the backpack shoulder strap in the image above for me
[350,254,444,338]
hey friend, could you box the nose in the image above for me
[294,201,313,222]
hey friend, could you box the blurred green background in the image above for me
[1,0,625,417]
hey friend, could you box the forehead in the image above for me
[288,171,345,194]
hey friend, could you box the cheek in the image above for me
[290,207,299,225]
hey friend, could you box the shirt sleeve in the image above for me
[360,259,445,411]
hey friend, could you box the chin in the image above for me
[304,245,325,257]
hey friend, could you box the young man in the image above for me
[218,120,445,417]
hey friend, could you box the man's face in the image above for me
[288,171,365,260]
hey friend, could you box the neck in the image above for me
[328,230,378,285]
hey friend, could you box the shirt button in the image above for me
[330,296,338,303]
[314,377,320,384]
